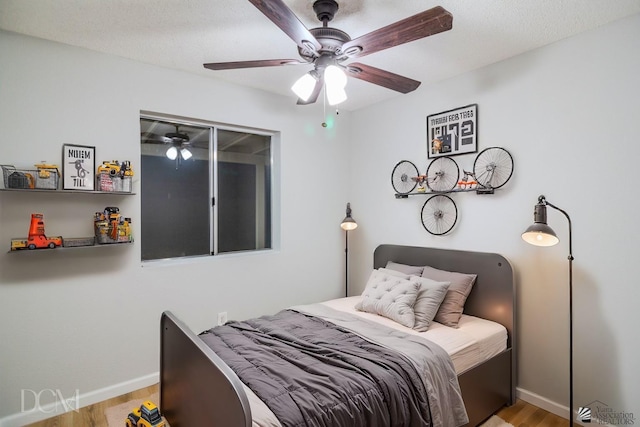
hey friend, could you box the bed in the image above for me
[160,244,516,426]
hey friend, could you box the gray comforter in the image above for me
[200,303,468,427]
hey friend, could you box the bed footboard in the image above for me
[160,311,251,427]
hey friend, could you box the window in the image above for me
[140,115,272,261]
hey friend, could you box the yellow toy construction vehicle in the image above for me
[98,160,134,177]
[125,400,165,427]
[34,162,60,179]
[97,160,122,176]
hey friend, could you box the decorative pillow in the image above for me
[385,261,425,276]
[377,267,410,279]
[422,265,477,328]
[355,270,420,328]
[411,277,451,332]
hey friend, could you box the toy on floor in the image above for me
[125,400,166,427]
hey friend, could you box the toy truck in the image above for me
[125,400,165,427]
[10,213,63,250]
[97,160,134,177]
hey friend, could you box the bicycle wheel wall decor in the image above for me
[391,160,419,194]
[425,156,459,192]
[473,147,513,189]
[421,194,458,235]
[392,147,513,236]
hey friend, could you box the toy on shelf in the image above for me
[1,163,60,190]
[457,170,478,190]
[411,175,428,192]
[10,213,63,250]
[96,160,134,192]
[94,207,133,244]
[125,400,166,427]
[34,162,61,189]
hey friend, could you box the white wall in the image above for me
[0,31,351,423]
[348,13,640,420]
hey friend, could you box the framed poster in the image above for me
[427,104,477,158]
[62,144,95,190]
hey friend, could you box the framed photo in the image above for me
[62,144,95,190]
[427,104,478,158]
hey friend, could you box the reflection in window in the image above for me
[140,117,272,261]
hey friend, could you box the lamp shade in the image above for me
[291,72,318,102]
[166,146,178,160]
[521,200,559,246]
[522,223,559,246]
[325,65,347,106]
[340,202,357,230]
[340,217,358,231]
[180,147,193,160]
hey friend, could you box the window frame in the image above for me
[140,111,277,263]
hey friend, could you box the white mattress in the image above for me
[321,296,508,374]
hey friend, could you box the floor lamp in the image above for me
[340,202,358,297]
[521,195,574,426]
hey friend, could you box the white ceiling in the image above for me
[1,0,639,111]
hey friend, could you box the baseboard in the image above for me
[0,372,159,427]
[516,387,587,426]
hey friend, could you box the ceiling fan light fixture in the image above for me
[324,65,348,105]
[166,146,178,160]
[180,147,193,160]
[291,71,319,101]
[326,86,347,106]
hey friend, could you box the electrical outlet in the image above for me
[217,311,228,326]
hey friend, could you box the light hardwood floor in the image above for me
[27,385,569,427]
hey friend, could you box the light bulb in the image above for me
[166,146,178,160]
[291,72,318,101]
[180,148,192,160]
[324,65,347,106]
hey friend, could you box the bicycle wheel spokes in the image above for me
[391,160,419,194]
[473,147,514,189]
[421,195,458,235]
[425,156,459,192]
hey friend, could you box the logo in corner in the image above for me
[578,406,592,423]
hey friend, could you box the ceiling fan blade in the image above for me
[346,63,421,93]
[204,59,306,70]
[248,0,322,54]
[339,6,453,59]
[296,79,323,105]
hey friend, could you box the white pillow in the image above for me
[410,276,451,332]
[355,270,420,328]
[374,268,449,331]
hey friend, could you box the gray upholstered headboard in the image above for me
[373,244,516,349]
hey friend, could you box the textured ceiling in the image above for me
[1,0,639,111]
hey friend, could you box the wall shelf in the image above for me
[2,186,135,252]
[394,187,495,198]
[8,241,133,254]
[0,188,135,195]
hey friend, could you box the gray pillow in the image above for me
[385,261,424,276]
[422,265,477,328]
[355,270,420,328]
[377,267,410,279]
[411,276,451,332]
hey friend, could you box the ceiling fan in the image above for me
[141,125,193,161]
[203,0,453,105]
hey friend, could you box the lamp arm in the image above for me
[540,197,573,261]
